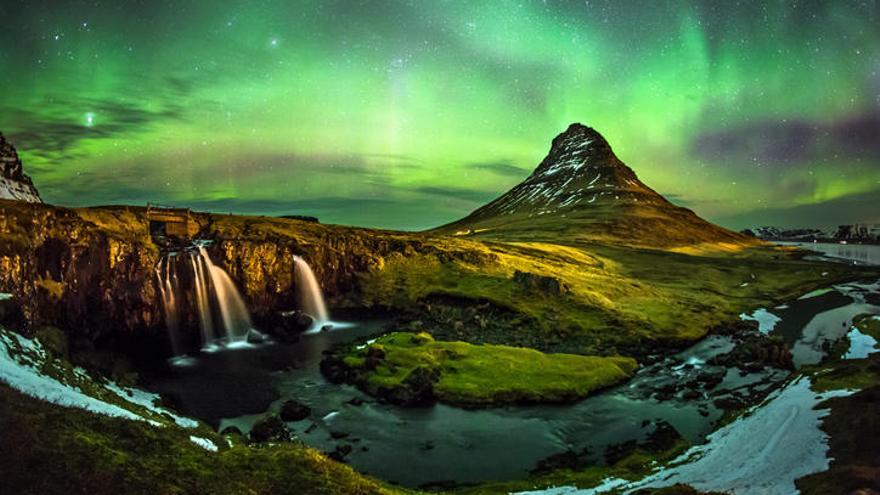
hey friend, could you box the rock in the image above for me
[246,329,269,344]
[713,396,744,411]
[643,421,683,452]
[364,344,386,370]
[346,397,364,406]
[381,365,438,405]
[512,270,570,295]
[220,426,242,436]
[249,415,291,443]
[681,389,701,400]
[321,324,334,332]
[329,430,350,440]
[0,296,27,333]
[304,423,317,434]
[279,399,311,422]
[274,310,314,340]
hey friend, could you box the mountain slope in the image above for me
[434,123,752,249]
[0,133,41,203]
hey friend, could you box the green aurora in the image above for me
[1,0,878,230]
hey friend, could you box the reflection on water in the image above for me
[777,241,880,266]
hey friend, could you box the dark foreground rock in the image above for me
[249,415,291,443]
[279,399,311,422]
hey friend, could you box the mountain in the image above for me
[0,132,41,203]
[743,224,880,244]
[434,123,751,248]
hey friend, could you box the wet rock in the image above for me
[249,415,291,443]
[681,389,702,400]
[421,441,435,451]
[329,430,350,439]
[220,425,242,436]
[304,423,317,434]
[346,397,364,406]
[272,310,313,341]
[713,396,745,411]
[321,324,334,332]
[279,399,311,422]
[643,421,683,452]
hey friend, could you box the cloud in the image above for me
[465,161,528,177]
[716,188,880,230]
[1,97,185,160]
[413,186,499,203]
[692,111,880,165]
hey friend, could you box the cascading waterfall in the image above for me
[293,255,329,324]
[199,247,253,343]
[155,255,181,355]
[190,252,216,344]
[156,244,256,354]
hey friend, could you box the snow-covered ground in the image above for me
[0,328,202,431]
[514,377,852,495]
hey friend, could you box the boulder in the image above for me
[279,399,311,422]
[512,270,570,295]
[249,415,291,443]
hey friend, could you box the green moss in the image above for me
[335,332,637,407]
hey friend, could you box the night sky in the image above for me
[1,0,878,230]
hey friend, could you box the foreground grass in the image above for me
[330,332,637,407]
[0,384,406,495]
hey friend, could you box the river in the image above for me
[140,242,880,489]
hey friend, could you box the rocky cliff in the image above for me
[0,133,41,203]
[0,201,491,351]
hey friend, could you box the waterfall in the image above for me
[293,255,329,324]
[156,245,256,354]
[190,252,216,344]
[155,255,181,355]
[200,247,253,343]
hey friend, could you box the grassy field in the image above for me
[334,332,637,406]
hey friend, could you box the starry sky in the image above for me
[1,0,878,230]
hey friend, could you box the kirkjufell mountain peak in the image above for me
[436,123,751,249]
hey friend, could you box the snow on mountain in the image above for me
[0,132,41,203]
[434,123,751,248]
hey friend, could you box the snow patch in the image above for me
[630,377,851,495]
[189,436,219,452]
[740,309,781,334]
[0,331,158,425]
[843,328,878,359]
[105,383,199,428]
